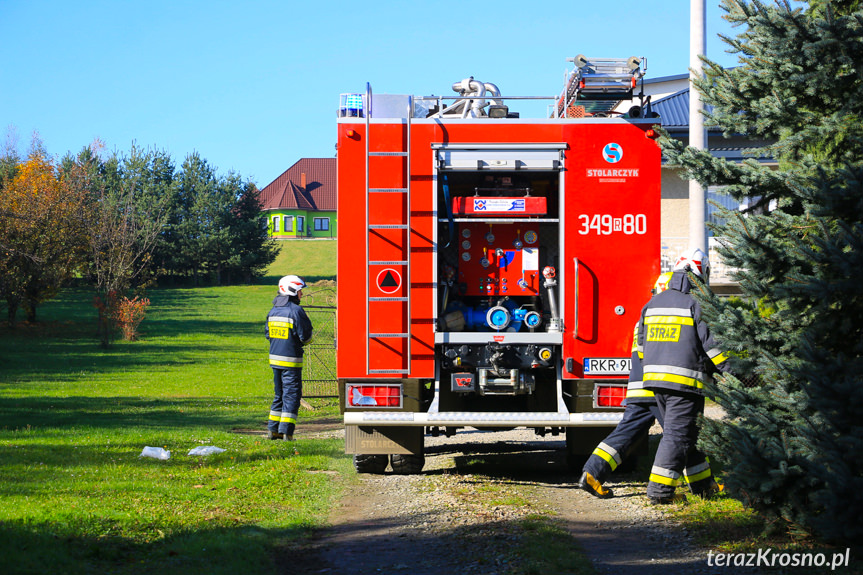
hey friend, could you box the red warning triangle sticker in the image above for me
[376,268,401,294]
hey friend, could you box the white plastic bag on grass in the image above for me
[187,446,226,456]
[140,446,171,460]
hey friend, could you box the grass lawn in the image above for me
[6,240,840,573]
[0,282,349,575]
[263,239,336,284]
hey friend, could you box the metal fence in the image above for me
[301,288,338,397]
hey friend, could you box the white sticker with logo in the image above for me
[602,143,623,163]
[584,357,632,375]
[474,198,525,212]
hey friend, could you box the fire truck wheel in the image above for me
[614,456,639,474]
[390,453,425,475]
[565,451,589,471]
[353,454,388,474]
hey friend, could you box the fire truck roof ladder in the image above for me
[557,55,646,118]
[365,82,412,375]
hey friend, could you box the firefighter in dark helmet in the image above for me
[639,249,725,504]
[576,273,671,499]
[266,275,313,442]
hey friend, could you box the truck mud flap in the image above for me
[345,425,423,455]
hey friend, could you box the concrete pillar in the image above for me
[689,0,708,253]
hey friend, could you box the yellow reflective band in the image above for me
[268,414,281,422]
[592,447,619,471]
[644,315,695,326]
[644,372,704,389]
[711,352,728,366]
[684,460,711,475]
[649,473,680,487]
[268,321,292,339]
[684,468,713,484]
[626,389,655,398]
[279,416,297,424]
[270,359,303,368]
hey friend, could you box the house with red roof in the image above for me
[258,158,337,239]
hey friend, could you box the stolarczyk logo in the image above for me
[602,142,623,163]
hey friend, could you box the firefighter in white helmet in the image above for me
[638,248,725,503]
[266,275,313,442]
[576,276,670,498]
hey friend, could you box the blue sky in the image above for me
[1,0,740,188]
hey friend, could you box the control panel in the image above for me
[457,222,541,297]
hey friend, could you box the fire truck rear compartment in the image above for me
[337,58,661,472]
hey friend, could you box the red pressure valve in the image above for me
[542,266,556,279]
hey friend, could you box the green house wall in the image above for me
[267,209,337,239]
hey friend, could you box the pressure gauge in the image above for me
[462,228,471,238]
[524,230,538,244]
[462,240,471,250]
[480,258,490,268]
[513,239,523,249]
[485,232,495,244]
[462,252,471,261]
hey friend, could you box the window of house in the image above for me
[272,215,281,232]
[297,216,305,235]
[706,186,742,236]
[314,217,329,231]
[284,216,294,233]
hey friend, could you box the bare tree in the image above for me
[65,144,170,346]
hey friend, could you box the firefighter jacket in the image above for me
[624,323,655,405]
[266,295,313,369]
[636,271,728,397]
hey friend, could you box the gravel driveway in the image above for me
[284,413,734,575]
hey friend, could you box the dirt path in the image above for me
[285,425,721,575]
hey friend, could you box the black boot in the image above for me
[576,471,613,499]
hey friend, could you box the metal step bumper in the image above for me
[343,410,623,427]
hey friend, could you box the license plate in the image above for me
[583,357,631,375]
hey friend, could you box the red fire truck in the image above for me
[336,56,661,474]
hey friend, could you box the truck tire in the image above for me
[353,454,388,474]
[390,453,425,475]
[565,427,607,471]
[614,456,639,474]
[565,451,589,471]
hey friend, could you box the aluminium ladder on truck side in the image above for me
[364,83,412,376]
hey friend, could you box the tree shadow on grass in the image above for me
[0,395,261,431]
[0,519,311,575]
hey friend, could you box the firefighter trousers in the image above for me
[646,391,714,499]
[269,367,303,436]
[583,402,662,484]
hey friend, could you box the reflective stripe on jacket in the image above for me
[637,271,727,396]
[267,295,313,369]
[625,323,655,404]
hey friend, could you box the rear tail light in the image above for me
[594,384,626,408]
[347,384,402,408]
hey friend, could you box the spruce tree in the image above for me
[659,0,863,543]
